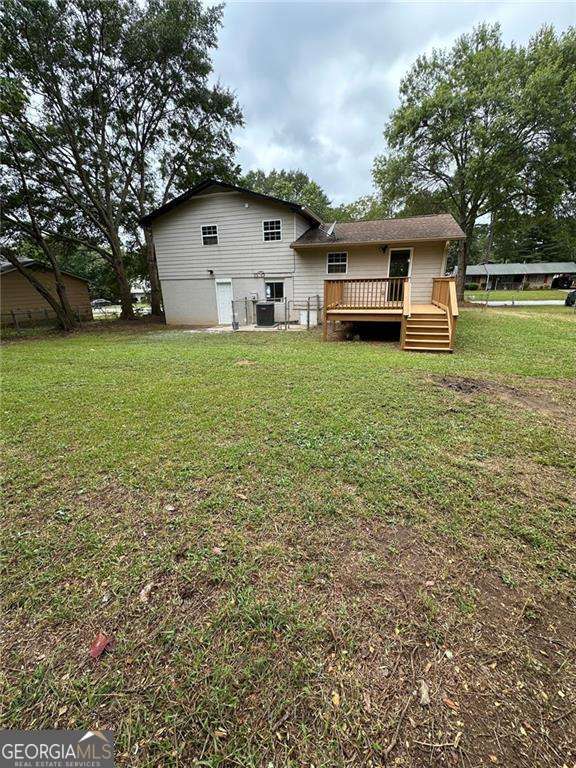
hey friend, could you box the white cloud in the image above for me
[211,1,575,204]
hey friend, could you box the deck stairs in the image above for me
[403,307,452,352]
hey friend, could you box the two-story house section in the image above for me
[140,180,321,325]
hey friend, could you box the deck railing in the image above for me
[324,277,408,310]
[432,277,459,346]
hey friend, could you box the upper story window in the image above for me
[263,219,282,242]
[327,252,348,274]
[201,224,218,245]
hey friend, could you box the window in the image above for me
[265,281,284,302]
[327,252,348,274]
[263,219,282,241]
[201,224,218,245]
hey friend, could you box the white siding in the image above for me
[294,242,445,305]
[160,275,295,326]
[294,215,310,241]
[410,242,446,302]
[152,191,447,324]
[161,278,217,325]
[152,192,310,281]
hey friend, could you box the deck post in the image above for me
[322,281,328,340]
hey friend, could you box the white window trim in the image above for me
[201,224,219,246]
[326,251,348,275]
[265,280,285,302]
[387,247,413,278]
[262,219,282,242]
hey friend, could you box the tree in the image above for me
[373,24,576,299]
[330,194,391,222]
[1,0,242,319]
[1,120,78,330]
[241,169,333,220]
[119,0,242,315]
[490,211,576,263]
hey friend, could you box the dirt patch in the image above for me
[235,359,256,366]
[434,375,570,420]
[260,518,576,768]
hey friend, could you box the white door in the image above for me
[215,279,233,324]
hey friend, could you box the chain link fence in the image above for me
[1,307,93,331]
[1,304,151,335]
[231,296,322,329]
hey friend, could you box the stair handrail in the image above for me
[448,279,459,318]
[402,278,411,318]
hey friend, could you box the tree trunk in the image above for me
[115,260,136,320]
[109,239,135,320]
[486,211,494,261]
[49,257,77,324]
[456,237,469,302]
[144,227,163,317]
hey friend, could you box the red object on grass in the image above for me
[89,632,113,659]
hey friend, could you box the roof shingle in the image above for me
[291,213,465,248]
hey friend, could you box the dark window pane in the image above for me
[265,282,284,301]
[202,225,218,245]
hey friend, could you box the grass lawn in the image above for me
[465,288,568,302]
[2,308,575,767]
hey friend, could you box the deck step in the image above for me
[407,317,447,323]
[405,337,451,345]
[406,332,450,339]
[406,321,448,326]
[403,345,452,353]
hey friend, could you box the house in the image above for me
[1,258,93,326]
[465,262,576,291]
[141,180,465,351]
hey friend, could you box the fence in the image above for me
[1,307,94,330]
[1,304,151,334]
[231,296,322,329]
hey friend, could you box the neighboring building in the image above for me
[141,180,464,351]
[130,279,150,303]
[1,258,93,325]
[465,262,576,290]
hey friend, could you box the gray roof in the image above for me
[0,258,90,282]
[0,257,36,273]
[291,213,465,248]
[140,179,323,228]
[466,261,576,276]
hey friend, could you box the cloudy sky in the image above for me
[211,1,574,205]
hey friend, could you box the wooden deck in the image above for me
[323,278,459,352]
[326,303,444,319]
